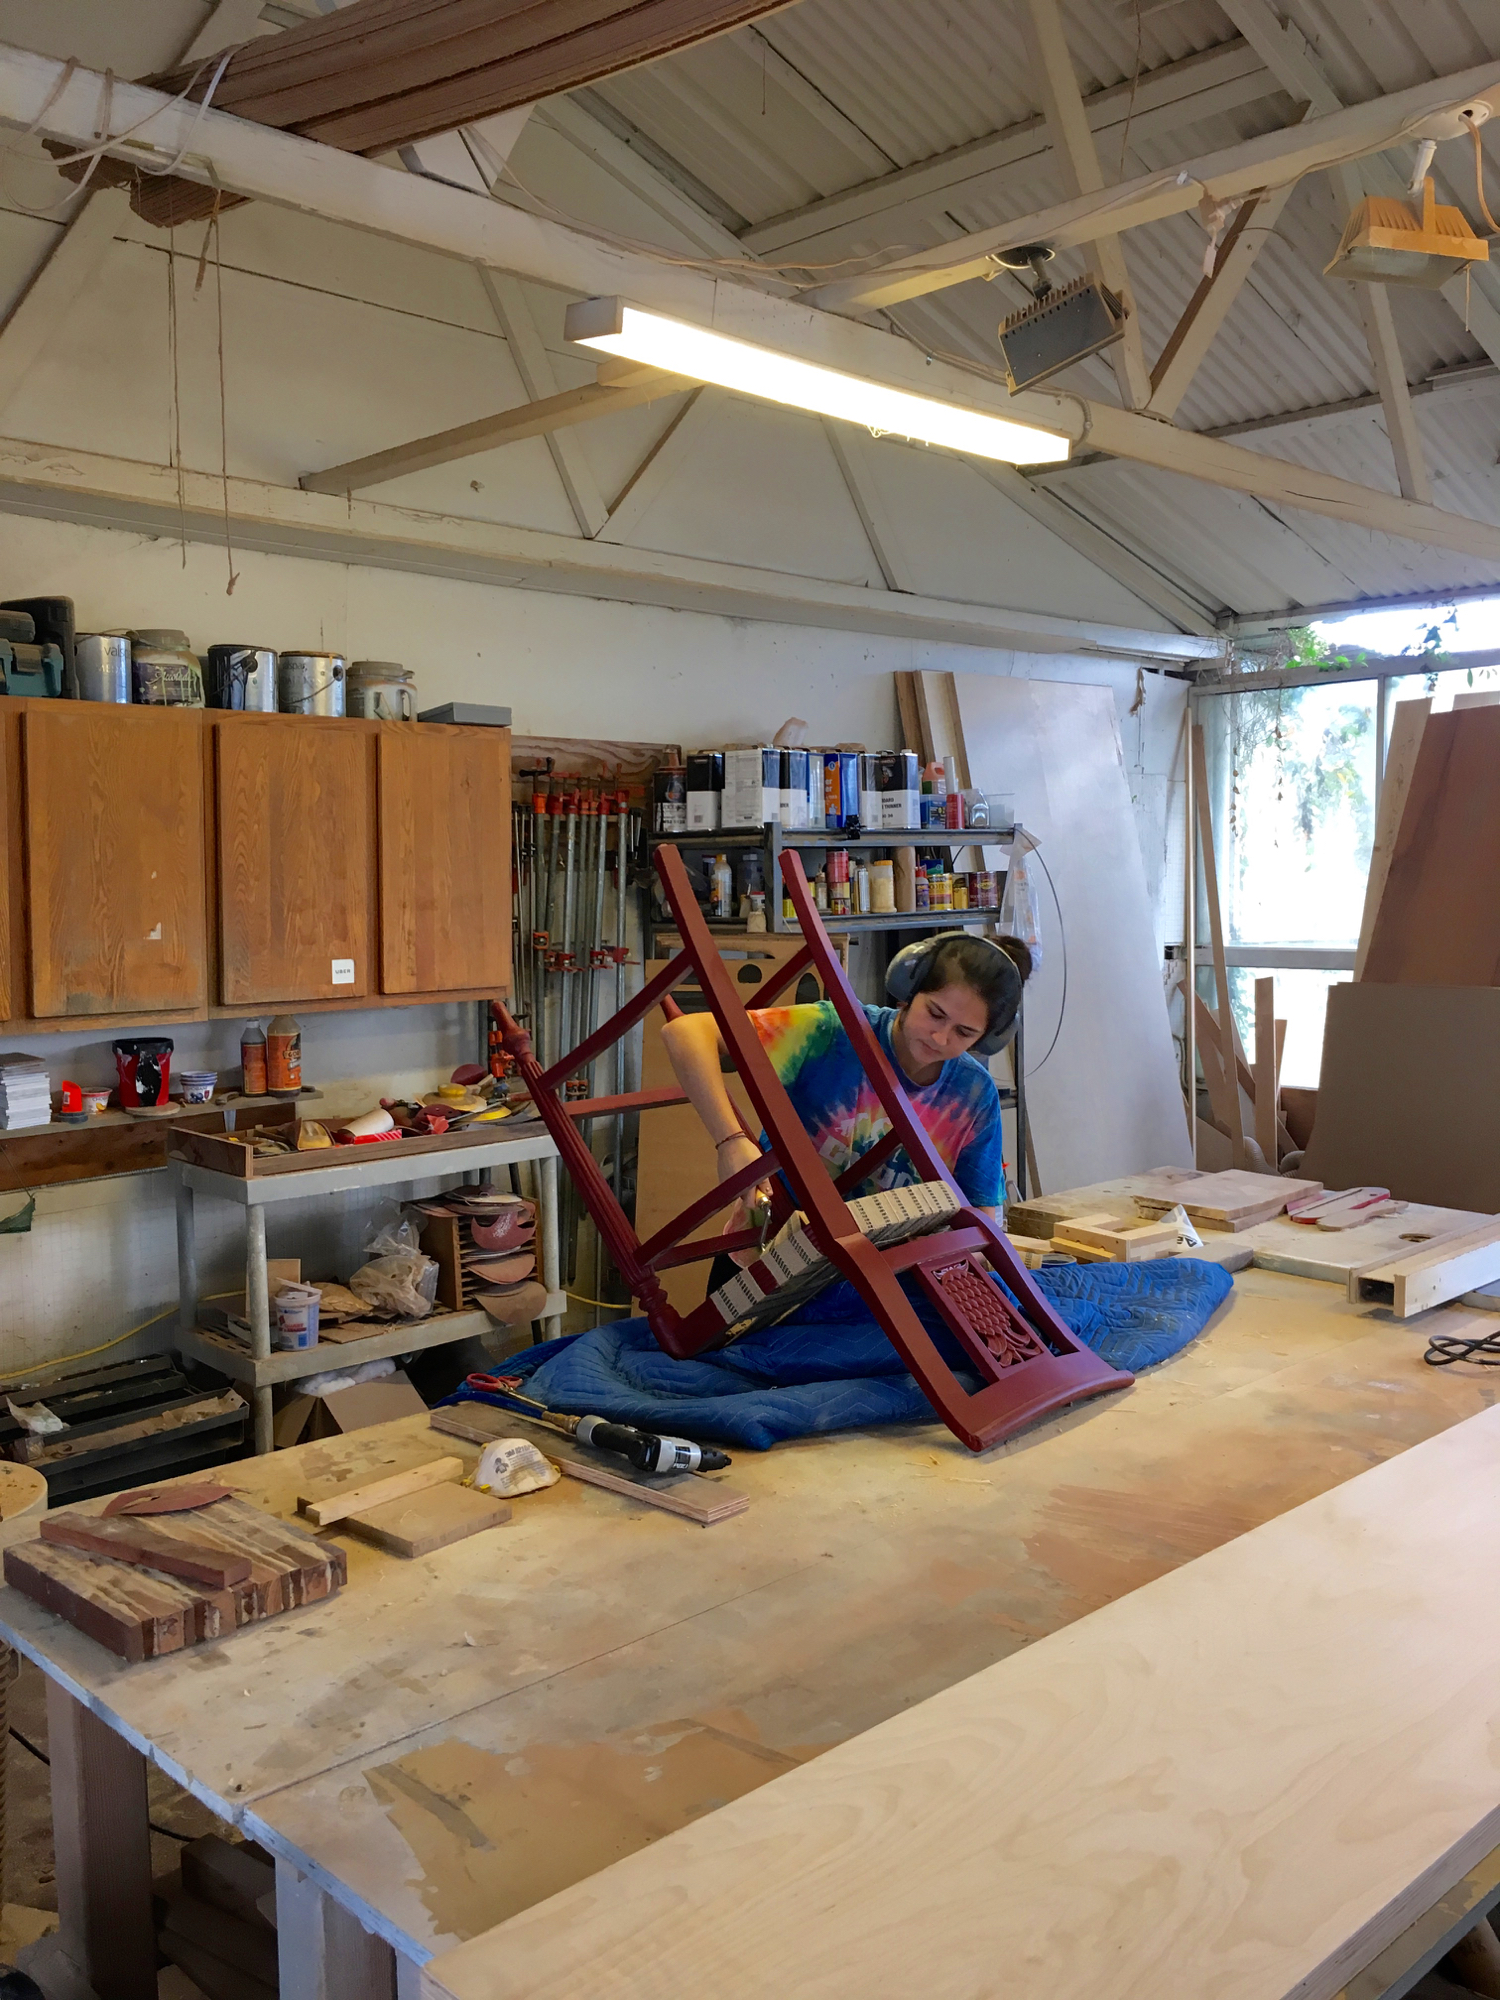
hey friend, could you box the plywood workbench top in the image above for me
[1,1267,1496,1969]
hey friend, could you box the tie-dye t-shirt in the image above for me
[750,1001,1004,1207]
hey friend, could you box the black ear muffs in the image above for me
[885,933,1022,1058]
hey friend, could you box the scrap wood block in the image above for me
[1349,1222,1500,1318]
[2,1541,231,1660]
[39,1514,252,1588]
[159,1929,276,2000]
[1051,1218,1179,1260]
[163,1890,279,1990]
[298,1455,462,1527]
[342,1482,511,1557]
[180,1835,276,1933]
[3,1495,344,1660]
[1134,1170,1318,1231]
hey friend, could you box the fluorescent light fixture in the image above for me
[564,297,1070,465]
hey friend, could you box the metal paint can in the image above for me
[206,644,278,712]
[277,652,346,716]
[74,634,131,703]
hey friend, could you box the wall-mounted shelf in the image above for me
[0,1094,308,1195]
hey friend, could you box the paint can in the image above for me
[273,1285,320,1349]
[346,661,417,720]
[74,635,132,703]
[113,1037,173,1108]
[130,631,204,707]
[277,653,346,716]
[205,644,278,712]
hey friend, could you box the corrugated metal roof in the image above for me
[584,0,1500,622]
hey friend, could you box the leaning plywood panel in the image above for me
[1302,983,1500,1210]
[945,673,1190,1186]
[1362,707,1500,984]
[422,1403,1500,2000]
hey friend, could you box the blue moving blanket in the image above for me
[448,1258,1233,1451]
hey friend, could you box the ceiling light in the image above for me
[564,298,1071,465]
[1324,176,1489,289]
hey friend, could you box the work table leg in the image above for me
[539,1154,563,1339]
[46,1681,155,2000]
[246,1204,274,1455]
[277,1860,398,2000]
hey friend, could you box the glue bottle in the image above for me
[240,1021,267,1097]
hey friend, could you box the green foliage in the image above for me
[1228,684,1374,855]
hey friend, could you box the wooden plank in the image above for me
[215,713,374,1005]
[1051,1218,1178,1259]
[377,723,510,996]
[1192,722,1247,1165]
[23,704,207,1017]
[343,1483,512,1558]
[1350,1222,1500,1318]
[47,1680,156,2000]
[1355,699,1430,980]
[1148,182,1298,418]
[1363,709,1500,985]
[301,366,689,494]
[181,1833,277,1930]
[1303,984,1500,1209]
[419,1404,1500,2000]
[942,673,1191,1186]
[1254,974,1277,1168]
[299,1457,463,1527]
[39,1515,253,1589]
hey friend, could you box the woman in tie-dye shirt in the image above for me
[662,934,1026,1251]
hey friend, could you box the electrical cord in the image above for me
[7,1725,189,1839]
[1424,1324,1500,1366]
[1027,847,1069,1074]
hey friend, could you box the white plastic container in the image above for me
[274,1284,321,1349]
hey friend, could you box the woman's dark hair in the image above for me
[911,934,1025,1051]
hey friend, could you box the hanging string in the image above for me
[211,197,239,596]
[1119,0,1144,181]
[166,223,186,565]
[1472,118,1499,235]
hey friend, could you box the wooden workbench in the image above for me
[1,1265,1497,1998]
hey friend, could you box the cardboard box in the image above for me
[273,1369,428,1449]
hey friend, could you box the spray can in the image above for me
[240,1021,267,1097]
[266,1014,302,1093]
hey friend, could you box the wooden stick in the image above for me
[1192,994,1240,1150]
[1254,976,1277,1169]
[1191,723,1246,1165]
[39,1516,251,1589]
[298,1456,462,1528]
[1355,697,1431,979]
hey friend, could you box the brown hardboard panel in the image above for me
[1301,982,1500,1209]
[1362,707,1500,985]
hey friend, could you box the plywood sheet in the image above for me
[1362,707,1500,984]
[941,673,1191,1188]
[1302,983,1500,1210]
[421,1404,1500,2000]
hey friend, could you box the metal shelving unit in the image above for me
[171,1127,564,1454]
[642,822,1032,1196]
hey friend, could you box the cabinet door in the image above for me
[216,716,373,1005]
[378,724,510,994]
[25,705,207,1017]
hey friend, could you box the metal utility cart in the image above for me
[170,1125,564,1454]
[644,822,1033,1195]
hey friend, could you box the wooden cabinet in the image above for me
[0,703,510,1029]
[377,722,510,995]
[23,705,208,1018]
[215,714,374,1006]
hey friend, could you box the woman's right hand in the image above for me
[716,1132,771,1263]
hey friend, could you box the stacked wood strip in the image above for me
[3,1495,345,1661]
[66,0,799,226]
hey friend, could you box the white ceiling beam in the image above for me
[1021,0,1152,410]
[536,97,753,262]
[823,422,919,592]
[299,361,691,494]
[806,59,1500,310]
[965,457,1220,632]
[479,269,609,537]
[744,40,1273,261]
[1146,180,1298,419]
[0,432,1221,661]
[1353,281,1432,505]
[596,387,710,542]
[5,45,1498,570]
